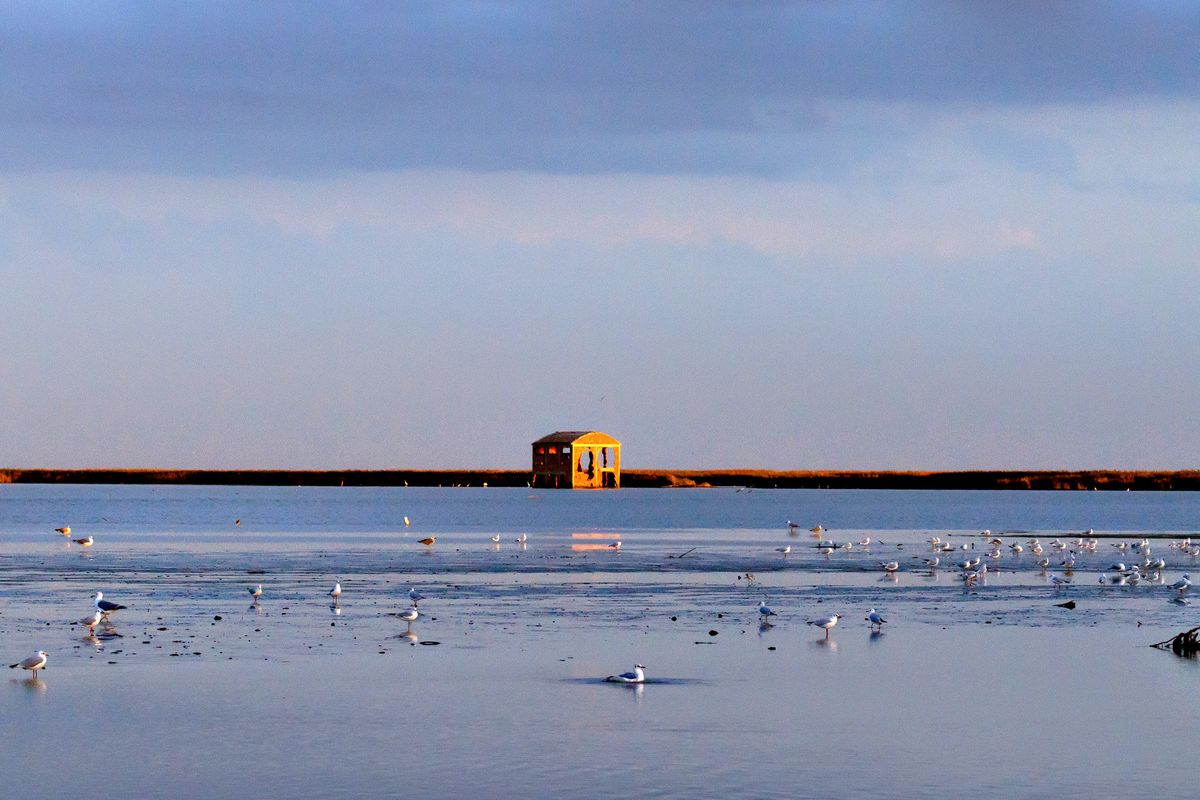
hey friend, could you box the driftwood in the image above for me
[1150,625,1200,657]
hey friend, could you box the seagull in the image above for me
[605,664,646,684]
[921,556,940,568]
[810,525,824,534]
[329,579,342,602]
[1169,574,1191,594]
[819,546,834,556]
[9,651,48,677]
[73,536,94,547]
[515,533,528,544]
[489,534,501,543]
[408,587,425,605]
[1009,543,1023,553]
[609,541,623,550]
[403,516,411,527]
[248,584,263,601]
[93,592,127,618]
[758,600,777,620]
[418,537,436,546]
[858,537,871,547]
[786,520,800,531]
[808,614,842,639]
[398,606,419,624]
[1049,573,1071,590]
[865,608,887,631]
[880,561,899,573]
[775,545,791,555]
[54,526,71,536]
[80,609,103,633]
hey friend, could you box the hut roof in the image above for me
[532,431,620,446]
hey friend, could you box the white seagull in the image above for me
[605,664,646,684]
[880,561,899,573]
[1169,574,1191,594]
[398,606,419,623]
[9,651,48,677]
[329,579,342,602]
[55,526,71,536]
[490,534,501,543]
[72,536,94,547]
[866,608,887,631]
[515,533,528,544]
[93,591,127,618]
[80,609,103,633]
[775,545,791,555]
[758,600,777,620]
[248,584,263,601]
[1048,573,1072,590]
[808,614,842,639]
[408,587,425,605]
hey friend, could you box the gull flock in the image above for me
[7,521,1198,685]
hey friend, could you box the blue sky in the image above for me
[2,2,1198,469]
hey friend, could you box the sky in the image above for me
[2,2,1198,470]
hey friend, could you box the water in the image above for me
[2,486,1198,799]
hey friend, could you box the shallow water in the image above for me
[2,486,1198,799]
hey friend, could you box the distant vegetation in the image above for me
[2,468,1199,490]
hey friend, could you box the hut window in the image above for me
[536,447,544,454]
[562,447,571,453]
[548,446,558,454]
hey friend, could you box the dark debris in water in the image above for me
[1151,625,1200,658]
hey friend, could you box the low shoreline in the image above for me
[2,467,1199,490]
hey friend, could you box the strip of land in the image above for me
[2,468,1199,490]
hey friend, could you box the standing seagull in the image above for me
[1169,574,1191,594]
[55,526,71,536]
[248,584,263,601]
[1049,573,1072,590]
[93,592,127,618]
[808,614,842,639]
[776,545,791,555]
[418,537,436,546]
[79,610,103,634]
[329,579,342,603]
[758,600,778,621]
[398,606,419,625]
[605,664,646,684]
[866,608,887,631]
[9,651,48,677]
[515,533,528,544]
[407,587,425,605]
[490,534,501,543]
[73,536,94,547]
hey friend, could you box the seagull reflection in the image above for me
[330,604,342,616]
[758,620,775,635]
[869,630,886,643]
[249,602,265,614]
[20,676,47,693]
[811,638,839,652]
[398,629,419,645]
[97,621,122,639]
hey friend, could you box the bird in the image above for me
[54,526,71,536]
[489,534,501,543]
[329,579,342,602]
[248,584,263,601]
[775,545,791,555]
[80,609,103,633]
[609,540,623,550]
[418,537,436,546]
[605,664,646,684]
[880,561,899,573]
[786,520,800,531]
[398,606,419,624]
[808,614,842,639]
[72,536,94,547]
[235,519,241,526]
[758,600,777,620]
[1169,574,1191,594]
[866,608,887,631]
[921,556,940,568]
[515,533,528,544]
[9,651,48,677]
[403,516,411,527]
[810,525,825,534]
[1049,573,1071,590]
[93,591,127,618]
[1009,543,1023,553]
[408,587,425,605]
[858,537,871,547]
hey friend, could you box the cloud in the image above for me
[1,3,1196,177]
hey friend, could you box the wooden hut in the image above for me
[531,431,621,489]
